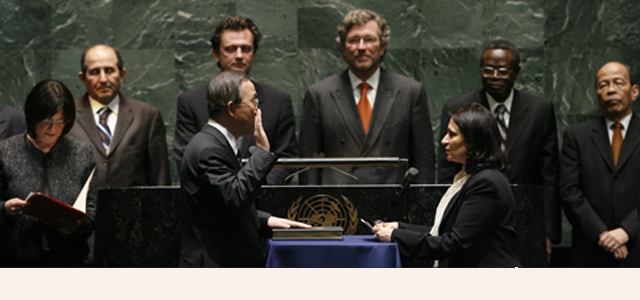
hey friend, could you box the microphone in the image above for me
[396,167,419,199]
[395,167,419,222]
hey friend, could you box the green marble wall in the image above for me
[2,0,640,248]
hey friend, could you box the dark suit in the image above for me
[0,104,26,141]
[392,168,520,267]
[173,81,297,185]
[68,93,171,189]
[438,88,561,243]
[299,69,435,184]
[179,125,277,267]
[560,114,640,267]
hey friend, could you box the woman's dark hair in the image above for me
[24,79,76,139]
[450,102,507,174]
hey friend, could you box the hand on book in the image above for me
[267,216,312,229]
[3,198,28,218]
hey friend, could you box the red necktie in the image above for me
[612,122,623,166]
[358,82,372,134]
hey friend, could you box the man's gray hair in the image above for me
[207,70,248,119]
[337,9,390,46]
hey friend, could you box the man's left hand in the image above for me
[598,228,629,253]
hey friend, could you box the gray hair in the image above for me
[206,70,248,119]
[337,9,390,46]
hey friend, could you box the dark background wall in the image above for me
[2,0,640,248]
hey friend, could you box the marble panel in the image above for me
[51,49,85,98]
[250,47,300,109]
[297,5,345,49]
[237,0,298,49]
[0,1,51,50]
[544,0,603,49]
[111,0,180,49]
[600,0,640,53]
[421,0,483,49]
[0,50,52,109]
[172,1,235,92]
[483,0,545,48]
[50,0,114,49]
[419,47,481,136]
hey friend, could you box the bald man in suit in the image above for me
[560,62,640,267]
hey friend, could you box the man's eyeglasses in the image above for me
[242,98,259,108]
[481,66,512,77]
[40,119,67,127]
[346,36,379,47]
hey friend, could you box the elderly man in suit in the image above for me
[174,16,298,185]
[0,104,26,141]
[437,40,561,262]
[69,44,171,189]
[180,70,309,267]
[299,9,434,184]
[560,61,640,267]
[68,44,171,266]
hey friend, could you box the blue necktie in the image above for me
[97,107,112,152]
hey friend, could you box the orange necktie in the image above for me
[358,82,372,134]
[612,122,623,166]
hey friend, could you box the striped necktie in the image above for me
[97,107,112,152]
[494,104,507,152]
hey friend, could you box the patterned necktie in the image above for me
[358,82,372,134]
[494,104,507,152]
[97,107,112,151]
[612,122,623,166]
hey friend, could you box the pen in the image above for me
[361,218,383,229]
[360,218,373,229]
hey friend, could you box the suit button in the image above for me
[376,167,383,174]
[340,139,345,144]
[352,167,357,172]
[385,140,390,145]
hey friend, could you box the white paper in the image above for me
[73,167,96,213]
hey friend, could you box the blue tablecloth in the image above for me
[266,235,401,268]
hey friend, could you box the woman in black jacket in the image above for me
[373,103,520,267]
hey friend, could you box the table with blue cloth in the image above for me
[266,235,401,268]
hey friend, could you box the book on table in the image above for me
[272,226,344,240]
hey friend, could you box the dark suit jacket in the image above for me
[560,114,640,267]
[299,68,435,184]
[438,88,561,243]
[0,104,26,141]
[179,125,277,267]
[392,168,520,267]
[68,93,171,189]
[173,81,298,185]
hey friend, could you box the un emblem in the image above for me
[287,194,358,234]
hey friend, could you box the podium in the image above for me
[93,157,546,267]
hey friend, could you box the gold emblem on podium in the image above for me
[287,194,358,234]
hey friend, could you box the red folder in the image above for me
[25,192,87,228]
